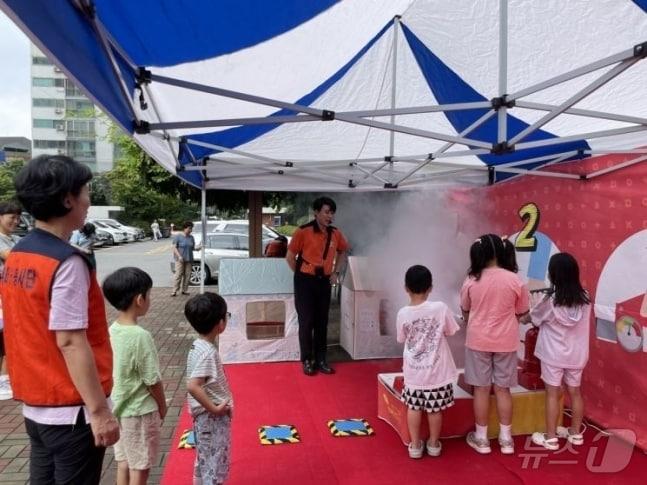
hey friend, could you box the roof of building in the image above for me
[0,137,31,152]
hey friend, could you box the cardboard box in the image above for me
[377,371,560,444]
[340,257,403,359]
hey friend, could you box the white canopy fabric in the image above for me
[3,0,647,190]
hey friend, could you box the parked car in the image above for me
[88,220,128,244]
[14,212,33,237]
[94,228,113,247]
[92,218,145,241]
[192,219,287,250]
[171,232,249,285]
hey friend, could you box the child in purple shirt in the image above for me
[529,253,591,450]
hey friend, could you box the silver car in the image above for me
[180,232,249,285]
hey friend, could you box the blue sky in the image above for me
[0,10,30,138]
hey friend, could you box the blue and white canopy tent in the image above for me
[3,0,647,192]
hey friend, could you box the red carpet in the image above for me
[162,360,646,484]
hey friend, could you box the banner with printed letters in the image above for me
[457,155,647,450]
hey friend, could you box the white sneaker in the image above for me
[466,431,491,454]
[408,440,424,459]
[426,439,442,457]
[531,432,559,451]
[556,425,584,445]
[0,375,13,401]
[498,437,515,455]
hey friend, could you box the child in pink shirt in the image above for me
[396,265,460,459]
[460,234,529,455]
[529,253,590,450]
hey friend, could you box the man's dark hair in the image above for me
[14,155,92,221]
[185,292,228,335]
[405,265,433,294]
[102,267,153,311]
[80,222,96,237]
[313,196,336,213]
[182,221,194,230]
[0,200,22,216]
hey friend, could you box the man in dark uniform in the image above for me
[286,197,349,376]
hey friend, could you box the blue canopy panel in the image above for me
[402,24,590,182]
[2,0,135,132]
[633,0,647,13]
[176,19,395,185]
[95,0,338,66]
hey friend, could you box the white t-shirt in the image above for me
[186,338,233,417]
[396,300,460,389]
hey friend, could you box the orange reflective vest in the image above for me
[0,228,112,406]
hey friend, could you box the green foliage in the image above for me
[0,158,25,202]
[107,129,199,227]
[106,125,296,225]
[274,224,298,236]
[89,173,112,205]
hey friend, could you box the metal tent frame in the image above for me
[63,0,647,289]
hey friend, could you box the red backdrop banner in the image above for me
[461,154,647,450]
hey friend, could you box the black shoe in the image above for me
[302,361,316,376]
[316,361,335,374]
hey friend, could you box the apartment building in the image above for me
[30,44,114,172]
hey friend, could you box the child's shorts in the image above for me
[401,383,455,412]
[114,411,161,470]
[541,362,583,387]
[464,349,518,388]
[193,412,232,484]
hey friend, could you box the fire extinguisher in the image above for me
[519,325,544,390]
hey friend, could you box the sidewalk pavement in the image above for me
[0,287,345,484]
[0,287,199,485]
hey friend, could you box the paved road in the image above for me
[94,238,215,288]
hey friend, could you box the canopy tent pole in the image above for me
[495,151,579,169]
[147,102,495,132]
[584,149,647,155]
[389,15,400,158]
[200,179,207,294]
[387,15,401,185]
[84,12,139,123]
[515,101,647,126]
[516,125,647,150]
[149,73,491,149]
[586,154,647,179]
[508,48,637,101]
[248,192,263,258]
[141,83,183,170]
[148,114,320,131]
[393,109,496,186]
[509,58,640,145]
[497,0,508,144]
[344,101,492,118]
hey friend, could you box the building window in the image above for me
[66,120,96,138]
[67,140,96,160]
[64,79,86,98]
[32,56,52,65]
[33,98,65,109]
[33,119,66,130]
[33,140,66,149]
[245,301,286,340]
[32,77,64,88]
[66,100,95,117]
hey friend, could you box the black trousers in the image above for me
[294,271,332,363]
[25,412,105,485]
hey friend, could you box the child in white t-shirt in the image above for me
[396,265,460,459]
